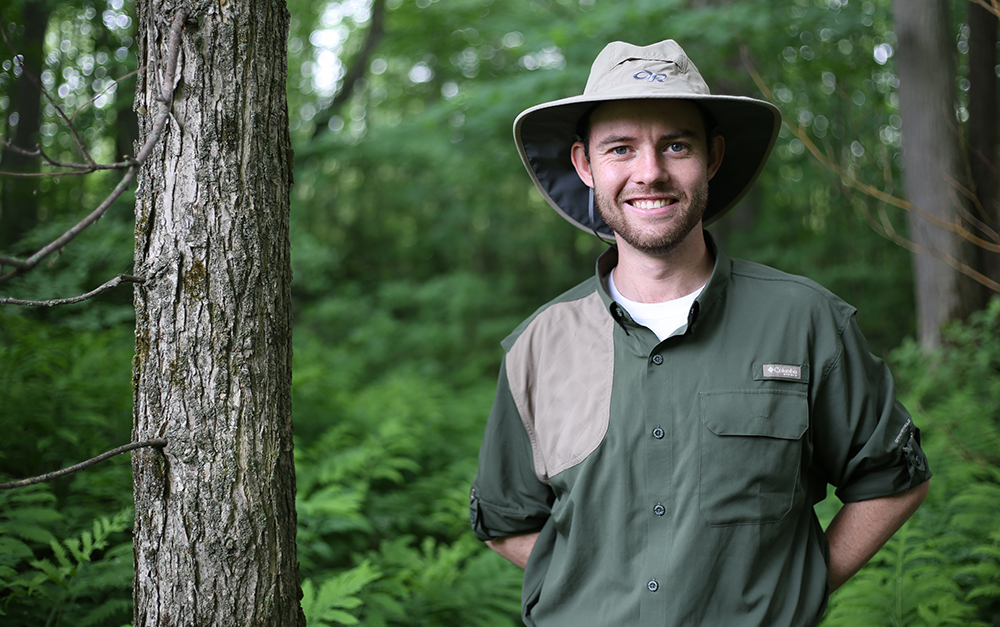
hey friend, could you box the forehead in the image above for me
[588,99,706,138]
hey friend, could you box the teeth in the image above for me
[631,199,671,210]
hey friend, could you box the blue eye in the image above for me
[612,146,629,155]
[667,142,687,152]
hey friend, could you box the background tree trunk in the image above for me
[893,0,985,348]
[0,0,48,251]
[130,0,303,625]
[967,1,999,287]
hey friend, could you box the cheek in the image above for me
[591,164,629,191]
[675,162,710,187]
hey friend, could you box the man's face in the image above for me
[570,100,724,257]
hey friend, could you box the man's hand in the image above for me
[486,532,540,569]
[825,480,930,592]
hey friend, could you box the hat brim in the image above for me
[514,93,781,237]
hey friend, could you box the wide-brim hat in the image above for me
[513,40,782,237]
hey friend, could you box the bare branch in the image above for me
[841,173,1000,294]
[69,66,143,123]
[0,130,136,175]
[972,0,1000,18]
[0,439,168,491]
[0,256,27,269]
[875,205,1000,293]
[0,273,144,306]
[0,140,136,175]
[0,168,139,282]
[0,23,94,167]
[5,46,100,168]
[0,9,189,284]
[739,45,1000,258]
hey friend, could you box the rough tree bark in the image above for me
[893,0,985,348]
[129,0,304,624]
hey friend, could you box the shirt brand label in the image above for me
[763,364,802,380]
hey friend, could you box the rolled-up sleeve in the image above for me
[470,358,553,542]
[813,314,932,503]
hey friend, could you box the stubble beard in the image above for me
[595,181,710,257]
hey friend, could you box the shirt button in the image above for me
[651,354,663,365]
[652,427,664,439]
[653,504,665,516]
[647,580,659,592]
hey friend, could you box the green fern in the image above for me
[1,507,133,627]
[822,523,987,627]
[301,559,382,626]
[355,534,522,627]
[0,485,64,616]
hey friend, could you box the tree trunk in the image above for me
[130,0,303,624]
[893,0,985,348]
[0,0,48,251]
[967,1,999,288]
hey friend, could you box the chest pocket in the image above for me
[698,390,808,526]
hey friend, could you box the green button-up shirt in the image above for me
[470,238,931,627]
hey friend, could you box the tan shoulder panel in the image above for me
[506,290,615,484]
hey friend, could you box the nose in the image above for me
[633,148,668,186]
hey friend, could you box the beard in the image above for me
[595,180,709,257]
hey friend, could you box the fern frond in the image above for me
[27,558,69,588]
[78,597,131,627]
[301,560,382,627]
[49,538,75,571]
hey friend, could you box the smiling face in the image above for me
[570,99,725,258]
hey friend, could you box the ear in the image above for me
[706,134,725,182]
[570,141,595,188]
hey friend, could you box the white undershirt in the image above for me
[607,269,705,341]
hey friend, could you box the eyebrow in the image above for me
[595,129,699,148]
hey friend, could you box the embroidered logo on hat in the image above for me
[633,70,670,83]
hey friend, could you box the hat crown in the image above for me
[583,40,711,98]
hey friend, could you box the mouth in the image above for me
[627,198,678,211]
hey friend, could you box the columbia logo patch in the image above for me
[763,364,802,380]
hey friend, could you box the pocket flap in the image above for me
[700,390,808,439]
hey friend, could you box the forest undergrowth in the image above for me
[1,296,999,626]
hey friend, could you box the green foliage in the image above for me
[823,524,986,627]
[302,560,382,626]
[0,311,134,626]
[0,485,133,627]
[0,309,134,480]
[0,486,62,600]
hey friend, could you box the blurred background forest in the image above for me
[1,0,999,625]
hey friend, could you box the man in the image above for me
[469,40,931,626]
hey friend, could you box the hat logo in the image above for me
[633,69,672,83]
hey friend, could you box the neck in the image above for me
[611,227,714,303]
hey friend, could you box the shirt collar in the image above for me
[594,232,732,335]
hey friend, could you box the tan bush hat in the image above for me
[513,40,781,237]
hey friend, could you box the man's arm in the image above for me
[486,532,540,569]
[825,480,930,592]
